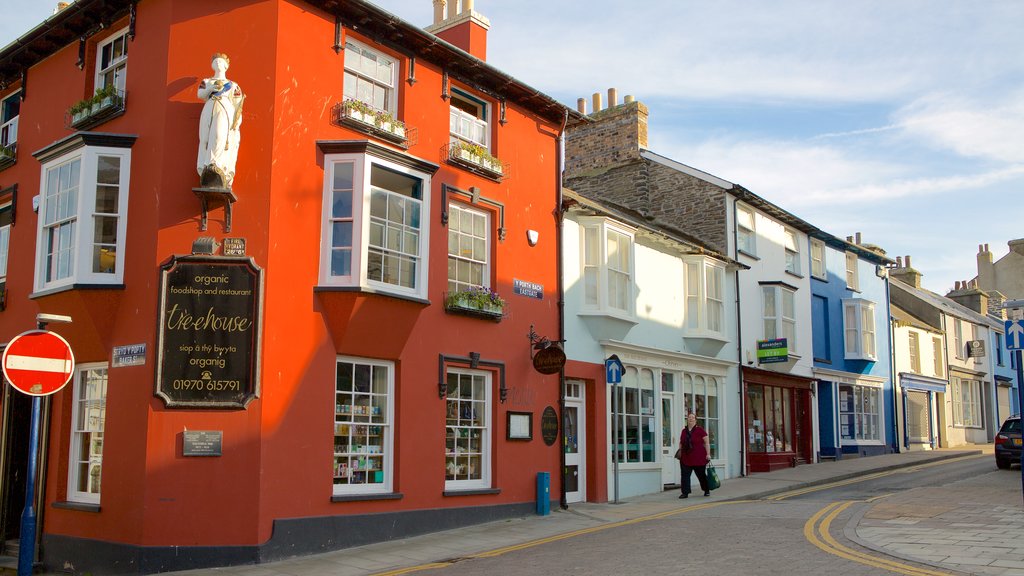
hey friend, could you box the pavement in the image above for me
[100,446,1024,575]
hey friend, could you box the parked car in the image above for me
[995,415,1021,469]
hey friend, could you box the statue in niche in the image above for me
[197,53,244,190]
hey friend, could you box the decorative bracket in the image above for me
[499,98,507,126]
[333,15,344,53]
[438,353,507,403]
[192,187,237,233]
[441,69,449,101]
[129,2,137,40]
[407,56,417,86]
[440,184,506,241]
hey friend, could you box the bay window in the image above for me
[762,284,796,353]
[843,298,876,361]
[334,358,393,495]
[581,218,634,316]
[319,143,435,299]
[33,134,134,292]
[685,257,725,336]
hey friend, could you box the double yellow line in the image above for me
[804,501,951,576]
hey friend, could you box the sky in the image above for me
[3,1,1022,296]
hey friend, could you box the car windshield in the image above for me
[1000,419,1022,434]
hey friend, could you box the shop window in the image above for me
[843,298,876,361]
[736,204,755,255]
[447,203,490,293]
[951,377,981,428]
[784,228,800,275]
[838,383,881,442]
[611,367,655,464]
[685,257,725,336]
[34,138,132,292]
[810,238,825,279]
[68,364,107,504]
[445,368,491,490]
[746,384,792,453]
[96,29,129,94]
[343,40,397,114]
[320,151,431,299]
[581,217,634,317]
[681,373,720,459]
[763,285,796,353]
[334,358,393,495]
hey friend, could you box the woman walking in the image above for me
[678,412,711,498]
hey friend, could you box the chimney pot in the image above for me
[592,92,602,114]
[896,256,902,267]
[463,0,474,13]
[577,98,586,114]
[624,95,635,103]
[608,88,618,108]
[905,255,912,268]
[846,236,853,243]
[855,232,862,245]
[432,0,446,24]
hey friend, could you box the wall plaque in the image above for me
[183,430,223,456]
[155,256,263,408]
[112,343,146,368]
[507,411,533,440]
[541,406,558,446]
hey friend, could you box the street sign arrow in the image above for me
[1007,320,1024,351]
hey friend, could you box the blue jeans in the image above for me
[680,462,708,495]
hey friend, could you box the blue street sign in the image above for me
[1007,320,1024,350]
[605,354,624,384]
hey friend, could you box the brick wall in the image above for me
[564,101,648,178]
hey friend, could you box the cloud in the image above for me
[894,91,1024,164]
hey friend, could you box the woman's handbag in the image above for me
[674,447,683,460]
[706,465,721,490]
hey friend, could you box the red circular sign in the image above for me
[2,330,75,396]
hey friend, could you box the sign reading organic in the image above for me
[541,406,559,446]
[156,256,263,408]
[757,338,788,364]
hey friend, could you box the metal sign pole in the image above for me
[17,397,41,576]
[612,382,619,504]
[1017,349,1023,507]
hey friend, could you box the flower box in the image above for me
[447,142,504,179]
[444,287,506,321]
[0,143,15,171]
[335,99,408,145]
[67,88,125,131]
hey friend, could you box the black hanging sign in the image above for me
[155,256,263,408]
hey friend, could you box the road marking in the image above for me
[371,500,754,575]
[766,454,985,501]
[804,501,952,576]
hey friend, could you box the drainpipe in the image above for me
[885,272,899,453]
[731,200,746,477]
[557,108,569,510]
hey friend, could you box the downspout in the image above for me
[731,199,746,477]
[557,108,569,510]
[885,273,899,453]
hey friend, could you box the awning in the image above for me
[899,372,947,393]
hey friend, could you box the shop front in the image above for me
[898,373,945,450]
[743,367,813,473]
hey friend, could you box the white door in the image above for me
[564,380,586,503]
[661,390,679,486]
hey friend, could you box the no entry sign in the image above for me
[2,330,75,396]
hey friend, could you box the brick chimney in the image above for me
[426,0,490,61]
[976,243,994,291]
[889,255,923,289]
[564,89,648,179]
[946,278,989,315]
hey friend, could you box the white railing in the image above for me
[0,116,16,148]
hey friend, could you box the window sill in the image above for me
[784,270,804,280]
[446,148,505,182]
[811,274,828,283]
[844,354,877,363]
[30,282,126,299]
[443,488,501,497]
[845,286,861,293]
[53,501,100,513]
[67,97,126,131]
[0,149,15,172]
[314,285,431,306]
[333,103,414,149]
[813,357,832,365]
[331,492,403,503]
[444,302,505,322]
[737,249,759,260]
[839,439,884,446]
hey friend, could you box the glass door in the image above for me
[661,391,678,486]
[564,380,586,503]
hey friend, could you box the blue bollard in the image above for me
[536,472,550,516]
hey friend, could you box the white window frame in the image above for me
[680,373,720,460]
[845,252,859,290]
[343,39,398,115]
[908,331,921,373]
[951,376,982,428]
[68,363,108,504]
[34,145,131,292]
[843,298,877,361]
[810,238,825,279]
[333,357,394,496]
[784,228,800,275]
[449,89,490,150]
[95,28,129,94]
[736,204,756,255]
[0,90,18,149]
[445,368,492,490]
[684,257,726,337]
[932,337,944,377]
[762,285,797,353]
[838,383,883,443]
[580,217,635,317]
[953,319,964,359]
[319,151,431,299]
[612,367,657,465]
[447,203,491,294]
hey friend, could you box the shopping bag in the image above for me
[706,465,721,490]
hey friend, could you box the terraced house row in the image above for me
[0,0,1015,574]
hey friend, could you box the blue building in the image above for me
[809,233,896,459]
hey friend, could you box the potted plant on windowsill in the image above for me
[338,99,407,141]
[0,142,14,161]
[448,141,503,177]
[444,286,506,320]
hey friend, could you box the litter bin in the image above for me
[536,472,550,516]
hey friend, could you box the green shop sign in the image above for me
[757,338,789,363]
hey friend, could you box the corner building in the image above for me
[0,1,576,573]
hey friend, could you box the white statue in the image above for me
[197,53,244,190]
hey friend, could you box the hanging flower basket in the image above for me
[444,287,506,321]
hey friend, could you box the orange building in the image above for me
[0,0,577,572]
